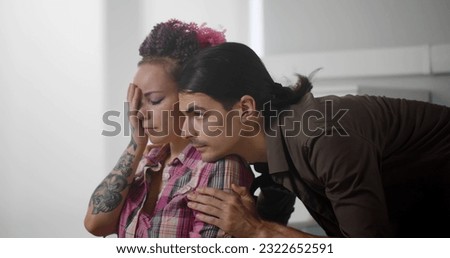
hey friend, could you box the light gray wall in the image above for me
[318,75,450,107]
[0,0,105,237]
[264,0,450,54]
[103,0,144,177]
[263,0,450,107]
[141,0,250,45]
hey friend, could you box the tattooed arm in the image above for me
[84,84,148,236]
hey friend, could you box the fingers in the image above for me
[193,212,221,227]
[187,191,225,210]
[127,83,136,103]
[195,187,235,201]
[127,83,143,112]
[131,86,142,111]
[187,199,222,219]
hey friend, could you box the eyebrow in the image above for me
[143,91,164,97]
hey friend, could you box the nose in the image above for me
[136,105,154,130]
[137,104,151,120]
[180,116,196,139]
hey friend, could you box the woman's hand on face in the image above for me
[127,83,148,148]
[186,184,262,237]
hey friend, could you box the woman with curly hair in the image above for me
[84,20,254,238]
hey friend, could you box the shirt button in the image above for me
[162,172,170,180]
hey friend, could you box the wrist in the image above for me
[128,138,146,153]
[247,219,269,238]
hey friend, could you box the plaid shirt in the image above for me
[118,144,254,238]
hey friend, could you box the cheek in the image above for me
[205,137,236,162]
[201,131,235,152]
[222,115,242,139]
[147,105,171,123]
[147,109,162,126]
[199,112,227,137]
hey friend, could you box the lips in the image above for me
[191,141,207,150]
[193,145,207,152]
[143,128,156,135]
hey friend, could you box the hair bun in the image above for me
[196,23,226,48]
[139,19,226,64]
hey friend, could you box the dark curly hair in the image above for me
[138,19,226,79]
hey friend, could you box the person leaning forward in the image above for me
[176,42,450,237]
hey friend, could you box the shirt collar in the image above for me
[264,92,315,174]
[176,144,195,164]
[265,124,290,174]
[144,144,170,173]
[145,143,197,168]
[146,144,170,164]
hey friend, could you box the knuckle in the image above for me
[229,195,239,204]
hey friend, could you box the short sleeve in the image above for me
[190,155,254,238]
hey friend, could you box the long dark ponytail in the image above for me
[178,42,313,116]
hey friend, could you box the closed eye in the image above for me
[192,111,204,117]
[147,97,164,105]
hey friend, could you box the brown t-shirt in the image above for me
[266,93,450,237]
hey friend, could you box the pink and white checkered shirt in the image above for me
[118,144,254,238]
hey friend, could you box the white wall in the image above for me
[0,0,105,237]
[103,0,144,179]
[262,0,450,107]
[264,0,450,54]
[141,0,250,45]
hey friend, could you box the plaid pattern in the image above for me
[118,144,253,238]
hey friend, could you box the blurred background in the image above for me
[0,0,449,237]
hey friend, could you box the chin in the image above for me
[148,135,170,145]
[198,150,225,163]
[200,155,217,163]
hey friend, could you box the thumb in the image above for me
[231,184,250,198]
[231,184,257,215]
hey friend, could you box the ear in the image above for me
[239,95,258,121]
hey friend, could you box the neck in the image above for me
[168,137,190,161]
[234,129,267,163]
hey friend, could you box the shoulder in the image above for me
[180,144,250,172]
[308,133,380,183]
[209,155,251,173]
[202,155,254,188]
[308,132,377,159]
[202,155,253,180]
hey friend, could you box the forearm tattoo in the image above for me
[128,136,137,151]
[90,174,128,214]
[90,151,135,214]
[113,152,135,177]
